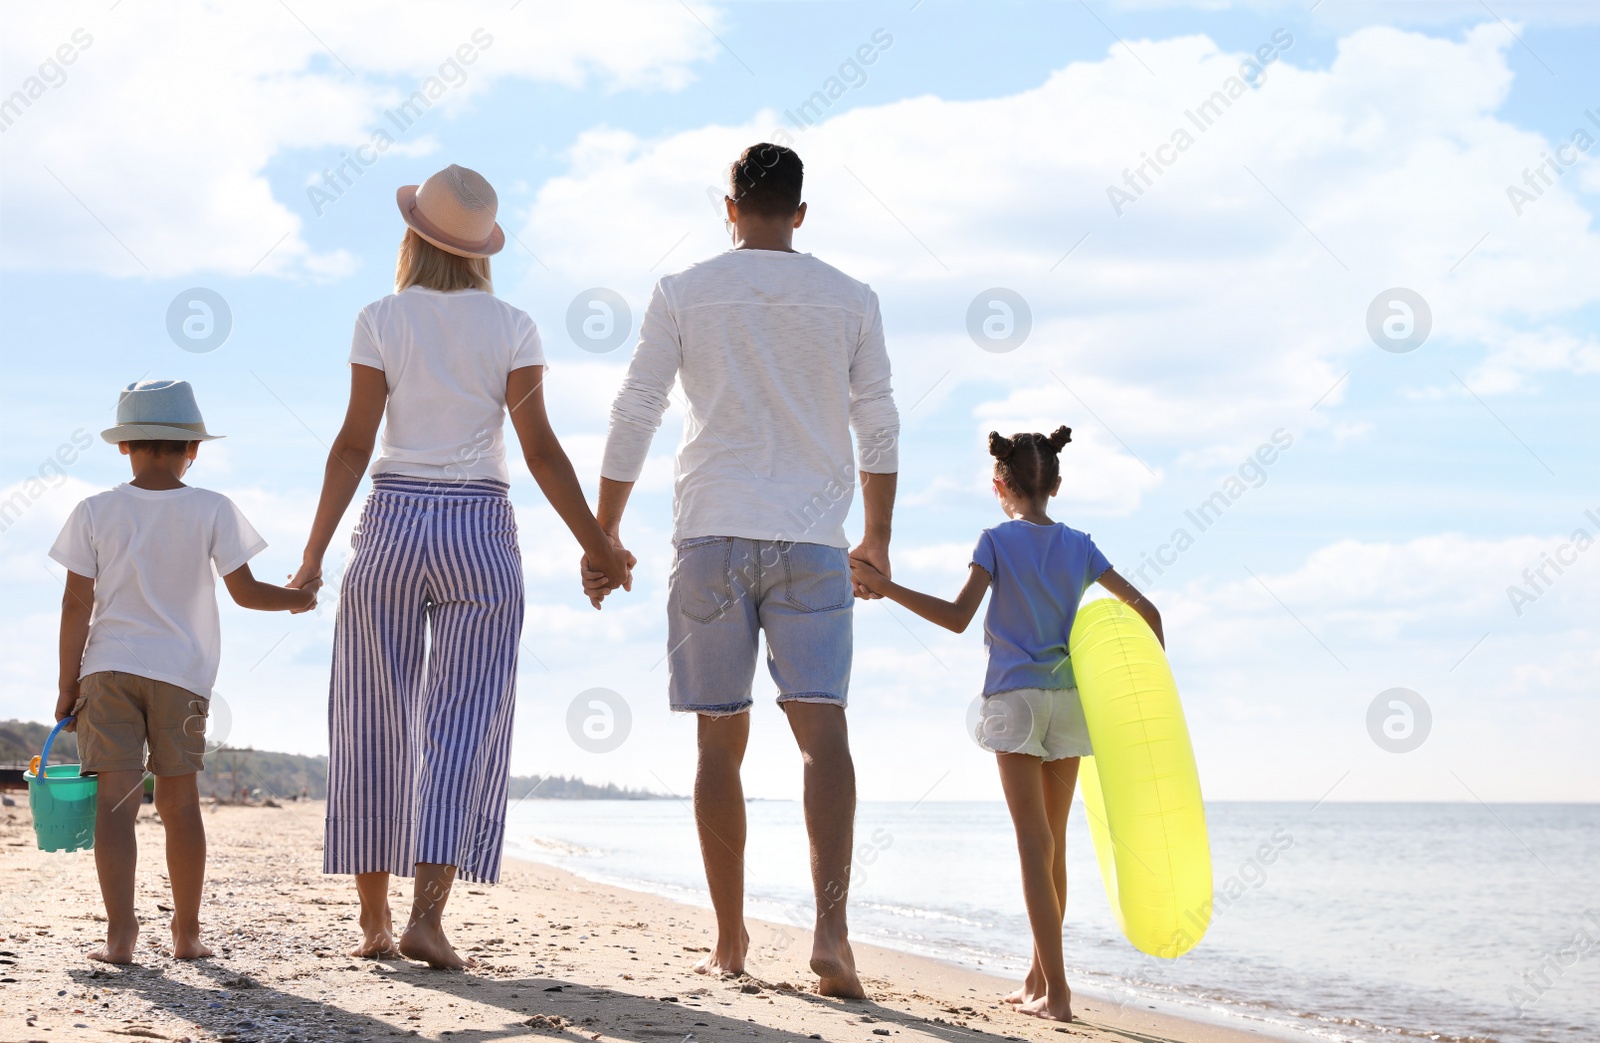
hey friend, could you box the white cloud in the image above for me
[0,1,720,277]
[850,525,1599,802]
[517,21,1600,502]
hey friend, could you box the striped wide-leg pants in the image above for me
[324,474,523,884]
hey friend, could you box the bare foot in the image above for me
[350,909,399,958]
[1018,988,1073,1023]
[88,929,138,965]
[398,921,474,970]
[1004,967,1044,1005]
[351,931,399,959]
[171,937,214,960]
[694,927,748,977]
[811,933,866,999]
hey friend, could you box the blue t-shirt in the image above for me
[971,520,1112,694]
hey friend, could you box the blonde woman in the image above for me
[291,165,631,968]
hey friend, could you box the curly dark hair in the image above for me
[728,143,803,218]
[988,425,1072,499]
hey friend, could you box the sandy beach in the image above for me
[1,800,1279,1043]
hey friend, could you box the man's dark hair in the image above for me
[729,143,803,218]
[124,439,194,456]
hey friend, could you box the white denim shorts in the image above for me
[973,687,1093,761]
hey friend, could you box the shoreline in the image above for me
[500,839,1300,1043]
[2,801,1289,1043]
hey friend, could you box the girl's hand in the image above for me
[849,557,890,595]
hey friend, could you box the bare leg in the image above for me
[351,871,399,957]
[398,862,473,969]
[153,774,212,959]
[88,770,146,964]
[995,753,1073,1022]
[693,712,751,977]
[783,702,865,999]
[1006,757,1078,1004]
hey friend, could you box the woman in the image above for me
[290,164,631,969]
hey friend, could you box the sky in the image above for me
[2,1,1596,804]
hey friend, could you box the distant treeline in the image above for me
[506,775,667,800]
[3,720,662,801]
[1,719,79,764]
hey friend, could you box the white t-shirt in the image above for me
[600,250,899,548]
[350,286,546,483]
[49,484,265,700]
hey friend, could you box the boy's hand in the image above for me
[849,557,891,597]
[55,685,80,730]
[289,577,322,615]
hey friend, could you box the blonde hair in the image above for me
[394,228,493,294]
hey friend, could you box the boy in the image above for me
[50,379,318,964]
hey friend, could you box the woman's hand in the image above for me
[287,555,323,592]
[288,577,323,614]
[582,536,634,609]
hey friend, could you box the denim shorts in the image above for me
[666,536,854,715]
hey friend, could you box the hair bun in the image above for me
[1047,425,1072,451]
[988,431,1015,461]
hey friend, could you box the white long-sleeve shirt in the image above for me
[601,249,899,548]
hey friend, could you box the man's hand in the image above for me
[848,542,890,599]
[848,556,892,599]
[581,534,635,609]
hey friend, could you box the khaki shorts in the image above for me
[72,671,208,776]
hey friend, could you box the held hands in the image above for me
[580,534,635,610]
[848,542,891,599]
[286,557,324,614]
[289,576,323,614]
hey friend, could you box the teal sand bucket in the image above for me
[24,717,98,852]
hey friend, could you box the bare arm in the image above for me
[224,563,320,613]
[849,470,897,598]
[595,475,633,538]
[851,559,990,634]
[507,366,631,599]
[55,571,95,729]
[291,364,387,588]
[1096,567,1164,648]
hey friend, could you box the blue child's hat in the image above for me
[100,379,225,444]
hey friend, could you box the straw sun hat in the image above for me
[396,164,505,257]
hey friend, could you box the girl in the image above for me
[289,164,631,969]
[849,425,1162,1023]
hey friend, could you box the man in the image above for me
[586,143,898,998]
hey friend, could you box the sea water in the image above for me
[504,800,1599,1043]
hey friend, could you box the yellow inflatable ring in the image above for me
[1069,597,1211,958]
